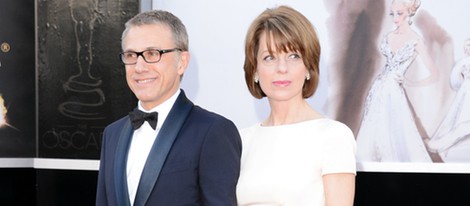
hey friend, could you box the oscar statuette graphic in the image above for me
[58,0,106,120]
[38,0,138,158]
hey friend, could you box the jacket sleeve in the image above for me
[95,128,109,206]
[198,118,242,206]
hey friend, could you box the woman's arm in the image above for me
[323,173,356,206]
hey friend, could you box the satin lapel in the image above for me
[133,91,194,206]
[114,120,133,206]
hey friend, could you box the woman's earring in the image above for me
[254,76,259,83]
[306,73,310,81]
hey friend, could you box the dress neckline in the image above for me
[258,118,327,128]
[384,37,417,57]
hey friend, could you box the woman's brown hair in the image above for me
[244,5,321,99]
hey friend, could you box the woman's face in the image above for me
[390,2,409,27]
[255,32,308,103]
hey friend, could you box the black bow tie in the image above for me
[129,109,159,130]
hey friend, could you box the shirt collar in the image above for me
[137,89,181,130]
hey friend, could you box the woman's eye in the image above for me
[263,55,274,61]
[288,53,301,60]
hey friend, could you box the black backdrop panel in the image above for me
[36,169,98,206]
[355,172,470,206]
[0,168,36,205]
[0,0,36,157]
[37,0,139,159]
[26,170,470,206]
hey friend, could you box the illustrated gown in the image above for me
[427,59,470,161]
[356,37,432,162]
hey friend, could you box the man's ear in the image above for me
[177,51,190,75]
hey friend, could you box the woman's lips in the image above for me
[272,80,291,87]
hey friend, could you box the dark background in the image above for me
[0,0,137,205]
[3,169,470,206]
[0,0,36,157]
[37,0,138,159]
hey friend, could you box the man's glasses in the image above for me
[119,48,182,65]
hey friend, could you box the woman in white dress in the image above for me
[427,38,470,162]
[236,5,356,206]
[356,0,438,162]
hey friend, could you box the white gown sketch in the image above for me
[427,58,470,161]
[356,37,432,162]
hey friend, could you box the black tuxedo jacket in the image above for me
[96,90,241,206]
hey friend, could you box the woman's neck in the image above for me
[394,24,411,35]
[263,99,322,126]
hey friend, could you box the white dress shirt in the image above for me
[126,89,180,205]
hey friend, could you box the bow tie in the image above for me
[129,109,159,130]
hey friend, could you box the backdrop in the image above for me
[152,0,470,172]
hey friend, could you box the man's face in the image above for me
[122,23,189,110]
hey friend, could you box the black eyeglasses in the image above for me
[119,48,182,65]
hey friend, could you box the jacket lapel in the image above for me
[133,90,194,206]
[114,120,133,206]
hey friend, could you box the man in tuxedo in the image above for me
[95,10,241,206]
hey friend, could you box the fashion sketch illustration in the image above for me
[355,0,439,162]
[426,38,470,162]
